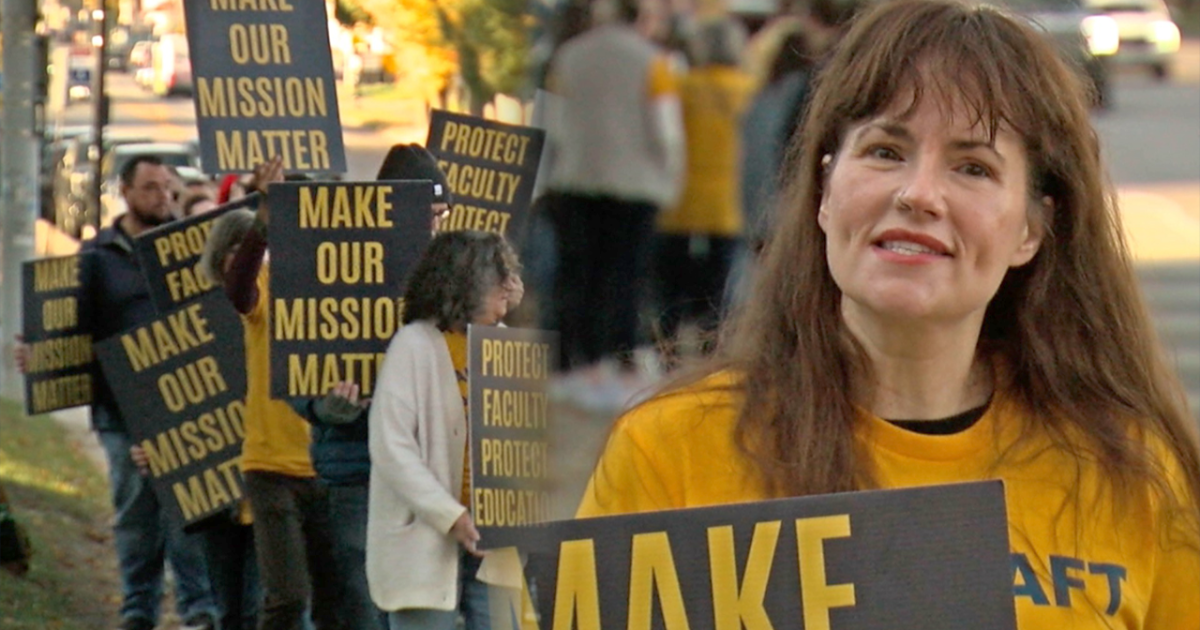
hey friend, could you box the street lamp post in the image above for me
[90,4,109,233]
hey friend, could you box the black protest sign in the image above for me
[93,293,248,528]
[182,0,346,174]
[136,194,261,313]
[426,110,544,244]
[467,325,559,548]
[21,254,96,415]
[511,482,1014,630]
[268,181,432,399]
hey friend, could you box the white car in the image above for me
[1085,0,1181,79]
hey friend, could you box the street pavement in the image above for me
[41,49,1200,514]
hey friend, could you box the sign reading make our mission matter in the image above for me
[467,325,558,548]
[21,254,96,415]
[183,0,346,174]
[268,181,432,399]
[426,110,544,244]
[508,482,1016,630]
[93,293,248,529]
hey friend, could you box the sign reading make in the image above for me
[183,0,346,174]
[426,110,544,244]
[268,181,433,399]
[467,325,559,548]
[136,194,262,313]
[516,481,1015,630]
[22,254,96,415]
[94,293,248,529]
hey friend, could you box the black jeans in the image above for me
[243,471,342,630]
[546,192,658,369]
[654,234,738,346]
[200,512,259,630]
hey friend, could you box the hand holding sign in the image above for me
[312,380,368,425]
[451,511,485,558]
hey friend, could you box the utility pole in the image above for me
[1,0,40,401]
[90,2,110,232]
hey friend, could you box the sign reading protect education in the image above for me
[426,110,544,243]
[21,255,95,415]
[507,482,1015,630]
[93,293,248,528]
[136,195,262,313]
[467,325,559,548]
[183,0,346,174]
[268,181,433,399]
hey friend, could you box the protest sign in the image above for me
[136,194,262,313]
[94,293,247,528]
[467,325,559,547]
[182,0,346,174]
[426,110,544,244]
[508,481,1014,630]
[268,181,433,399]
[21,254,95,415]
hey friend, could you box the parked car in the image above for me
[39,125,92,222]
[1085,0,1180,79]
[53,134,152,238]
[98,142,202,227]
[151,34,192,97]
[107,25,154,72]
[1000,0,1116,108]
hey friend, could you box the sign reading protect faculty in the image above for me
[426,110,544,244]
[507,481,1015,630]
[183,0,346,174]
[467,325,558,548]
[93,293,248,529]
[21,254,95,415]
[268,181,432,399]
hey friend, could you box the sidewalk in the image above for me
[335,82,431,144]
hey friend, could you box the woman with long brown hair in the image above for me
[577,1,1200,626]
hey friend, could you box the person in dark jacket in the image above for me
[16,154,217,630]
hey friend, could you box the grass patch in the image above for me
[0,400,119,630]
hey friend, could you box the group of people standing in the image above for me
[11,0,1200,629]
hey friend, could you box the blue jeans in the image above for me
[327,484,386,630]
[387,552,491,630]
[98,430,216,625]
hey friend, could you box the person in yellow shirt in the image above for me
[577,1,1200,628]
[655,17,755,357]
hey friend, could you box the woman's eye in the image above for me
[867,145,901,161]
[959,162,993,178]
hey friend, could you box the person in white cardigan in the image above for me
[367,230,523,630]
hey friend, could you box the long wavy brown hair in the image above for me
[672,0,1200,529]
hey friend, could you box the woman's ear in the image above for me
[1011,195,1052,267]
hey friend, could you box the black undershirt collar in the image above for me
[886,400,991,436]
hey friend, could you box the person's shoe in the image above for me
[181,612,215,630]
[117,617,155,630]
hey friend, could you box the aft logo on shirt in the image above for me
[1012,552,1126,615]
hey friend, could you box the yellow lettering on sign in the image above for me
[26,335,93,373]
[708,522,780,630]
[480,340,553,379]
[272,297,402,342]
[298,185,395,229]
[228,23,291,65]
[171,457,244,521]
[286,352,386,397]
[141,399,247,476]
[166,263,216,302]
[552,539,601,630]
[628,532,691,630]
[439,121,532,165]
[33,256,80,292]
[157,356,229,413]
[210,0,295,10]
[796,515,856,630]
[29,374,92,413]
[214,128,330,172]
[42,296,78,330]
[119,303,214,372]
[315,241,384,285]
[438,202,512,235]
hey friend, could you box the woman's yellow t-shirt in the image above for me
[578,373,1200,629]
[444,330,471,507]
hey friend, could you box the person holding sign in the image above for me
[367,230,523,630]
[578,1,1200,628]
[15,154,219,630]
[207,158,343,630]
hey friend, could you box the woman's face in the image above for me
[817,92,1044,327]
[473,278,510,326]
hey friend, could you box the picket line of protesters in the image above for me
[12,0,1200,629]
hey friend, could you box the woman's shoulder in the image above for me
[615,371,744,447]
